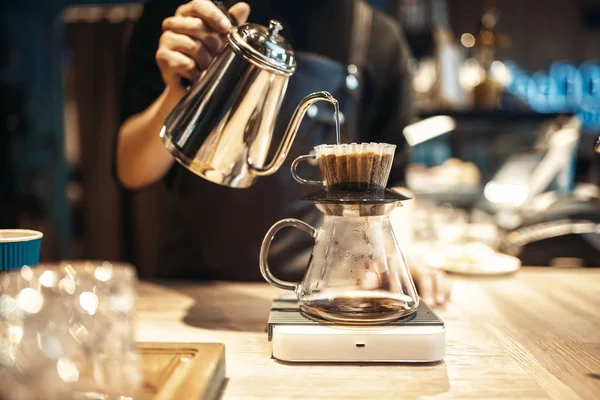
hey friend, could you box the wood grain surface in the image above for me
[136,267,600,400]
[138,342,225,400]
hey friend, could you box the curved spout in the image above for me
[249,91,339,176]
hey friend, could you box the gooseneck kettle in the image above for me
[160,15,337,188]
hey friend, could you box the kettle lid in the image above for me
[229,19,296,75]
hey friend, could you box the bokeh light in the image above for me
[460,33,476,48]
[505,60,600,129]
[79,291,99,315]
[490,61,512,87]
[57,358,80,383]
[16,288,43,314]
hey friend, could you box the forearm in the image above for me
[116,86,185,189]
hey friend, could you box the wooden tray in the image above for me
[138,342,226,400]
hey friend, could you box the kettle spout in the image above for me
[249,91,339,176]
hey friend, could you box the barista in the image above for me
[115,0,451,305]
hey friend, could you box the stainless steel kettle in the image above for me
[160,18,338,188]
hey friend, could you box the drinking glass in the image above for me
[0,262,141,399]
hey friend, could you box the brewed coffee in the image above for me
[301,291,416,324]
[318,151,393,191]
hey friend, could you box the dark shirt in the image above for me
[118,0,413,280]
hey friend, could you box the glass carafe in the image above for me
[260,190,419,324]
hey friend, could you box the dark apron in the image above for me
[158,1,373,282]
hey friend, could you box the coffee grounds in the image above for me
[319,152,392,191]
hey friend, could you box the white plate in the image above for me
[436,253,521,276]
[421,243,522,276]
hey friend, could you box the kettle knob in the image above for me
[268,20,283,38]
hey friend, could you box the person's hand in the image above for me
[410,264,451,306]
[156,1,250,88]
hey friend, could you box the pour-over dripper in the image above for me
[291,142,396,191]
[317,142,395,191]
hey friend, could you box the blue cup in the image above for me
[0,229,43,271]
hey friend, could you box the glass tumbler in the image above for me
[0,262,141,399]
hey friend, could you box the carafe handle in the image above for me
[291,155,326,186]
[248,91,337,177]
[259,218,317,291]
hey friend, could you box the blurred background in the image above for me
[3,0,600,278]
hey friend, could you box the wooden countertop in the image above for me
[136,267,600,400]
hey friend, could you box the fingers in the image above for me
[176,0,233,33]
[229,2,250,25]
[416,269,435,306]
[157,1,250,88]
[162,16,224,55]
[431,270,449,305]
[412,266,451,306]
[441,271,452,302]
[156,48,200,82]
[162,15,203,35]
[159,30,213,69]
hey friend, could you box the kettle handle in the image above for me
[248,91,337,176]
[179,2,235,89]
[211,0,239,27]
[259,218,317,291]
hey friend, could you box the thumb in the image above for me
[229,2,250,25]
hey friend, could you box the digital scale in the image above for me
[267,295,446,363]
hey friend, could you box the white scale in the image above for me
[267,294,446,363]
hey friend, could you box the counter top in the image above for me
[136,267,600,399]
